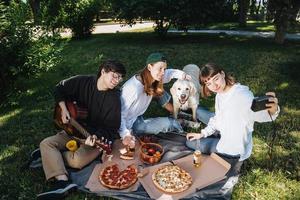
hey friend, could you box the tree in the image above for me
[28,0,41,24]
[41,0,102,38]
[238,0,250,27]
[111,0,237,36]
[267,0,300,44]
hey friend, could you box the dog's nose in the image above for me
[181,94,186,99]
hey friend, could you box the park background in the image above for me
[0,0,299,199]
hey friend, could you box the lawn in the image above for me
[0,31,299,200]
[181,20,300,34]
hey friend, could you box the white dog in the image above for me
[170,64,200,122]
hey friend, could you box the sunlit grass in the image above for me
[233,168,300,199]
[0,145,20,161]
[127,27,154,32]
[0,109,22,127]
[257,25,275,31]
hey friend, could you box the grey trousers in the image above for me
[40,131,101,180]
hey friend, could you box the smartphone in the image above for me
[251,95,273,112]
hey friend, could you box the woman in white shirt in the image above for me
[120,52,190,147]
[186,63,280,161]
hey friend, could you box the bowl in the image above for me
[139,143,164,165]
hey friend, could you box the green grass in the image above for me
[0,31,299,200]
[183,20,300,34]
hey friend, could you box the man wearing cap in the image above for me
[119,52,190,148]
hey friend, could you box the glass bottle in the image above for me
[193,150,202,167]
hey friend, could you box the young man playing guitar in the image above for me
[37,60,126,200]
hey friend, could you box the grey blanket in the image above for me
[69,133,242,200]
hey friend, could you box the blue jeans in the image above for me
[186,137,240,159]
[132,116,184,135]
[196,106,215,125]
[186,137,219,154]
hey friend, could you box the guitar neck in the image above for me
[68,117,112,154]
[69,118,91,138]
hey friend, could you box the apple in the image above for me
[148,148,156,155]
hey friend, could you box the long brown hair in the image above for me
[200,63,236,97]
[140,67,164,96]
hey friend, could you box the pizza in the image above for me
[99,164,138,189]
[152,165,192,193]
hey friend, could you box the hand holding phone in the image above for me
[251,95,273,112]
[251,92,278,114]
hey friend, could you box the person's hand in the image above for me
[59,101,70,124]
[85,135,97,147]
[186,133,202,141]
[122,135,136,148]
[182,73,192,81]
[61,108,70,124]
[266,92,279,115]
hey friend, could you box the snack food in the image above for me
[152,165,192,193]
[120,146,135,160]
[140,143,163,164]
[99,164,138,189]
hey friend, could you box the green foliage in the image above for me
[41,0,66,33]
[24,35,65,74]
[0,1,33,89]
[64,0,102,38]
[111,0,237,36]
[0,1,64,92]
[41,0,102,38]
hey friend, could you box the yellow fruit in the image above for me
[66,140,78,152]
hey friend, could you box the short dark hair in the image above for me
[97,60,126,79]
[200,63,236,97]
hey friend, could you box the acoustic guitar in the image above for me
[54,101,112,155]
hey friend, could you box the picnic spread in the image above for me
[69,133,242,200]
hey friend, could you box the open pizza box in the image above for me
[85,139,231,199]
[85,139,143,193]
[138,153,231,200]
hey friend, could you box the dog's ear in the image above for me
[189,82,197,96]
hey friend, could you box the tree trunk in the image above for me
[249,0,256,18]
[0,71,7,91]
[29,0,41,24]
[238,0,250,27]
[274,10,288,44]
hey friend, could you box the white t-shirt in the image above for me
[119,69,185,138]
[201,84,280,161]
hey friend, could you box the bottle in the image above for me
[193,150,202,167]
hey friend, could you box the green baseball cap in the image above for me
[146,52,167,65]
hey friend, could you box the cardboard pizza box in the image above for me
[85,140,142,193]
[138,153,231,200]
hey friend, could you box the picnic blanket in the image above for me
[69,133,242,200]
